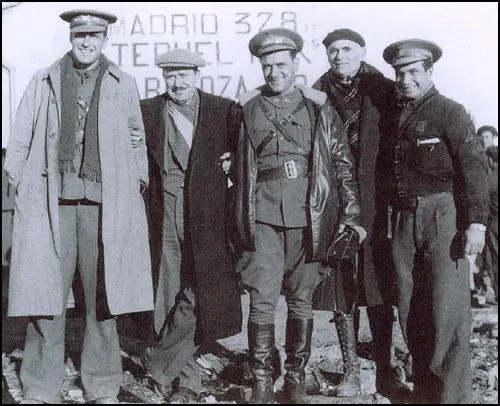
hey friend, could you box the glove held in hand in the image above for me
[327,226,360,266]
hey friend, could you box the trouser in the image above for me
[154,191,184,334]
[484,225,498,300]
[392,192,472,404]
[145,191,202,394]
[142,287,202,394]
[20,203,121,403]
[240,222,322,324]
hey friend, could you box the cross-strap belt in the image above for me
[255,98,307,157]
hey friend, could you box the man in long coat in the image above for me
[3,9,153,404]
[139,49,242,403]
[312,29,410,400]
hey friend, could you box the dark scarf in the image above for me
[59,52,109,182]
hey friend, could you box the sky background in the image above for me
[2,2,498,147]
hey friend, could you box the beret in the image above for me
[322,28,366,49]
[156,49,207,69]
[249,28,304,58]
[383,39,442,67]
[60,9,117,33]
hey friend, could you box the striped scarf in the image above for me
[324,66,366,160]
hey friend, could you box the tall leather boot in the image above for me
[332,310,361,397]
[283,318,313,403]
[367,305,411,401]
[248,322,276,404]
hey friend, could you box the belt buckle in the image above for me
[284,160,298,179]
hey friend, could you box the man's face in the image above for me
[395,60,433,99]
[481,131,495,148]
[70,31,107,70]
[326,39,365,78]
[163,68,199,104]
[260,50,299,94]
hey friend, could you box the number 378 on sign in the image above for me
[234,12,299,33]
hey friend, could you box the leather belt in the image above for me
[257,160,309,183]
[59,198,100,206]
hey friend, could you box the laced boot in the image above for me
[283,318,313,403]
[332,310,361,397]
[248,322,276,404]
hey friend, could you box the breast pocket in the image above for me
[417,136,453,182]
[290,123,312,154]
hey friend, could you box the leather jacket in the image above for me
[233,85,362,261]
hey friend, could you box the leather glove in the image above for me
[465,223,486,256]
[327,225,361,267]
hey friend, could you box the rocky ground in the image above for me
[2,291,498,404]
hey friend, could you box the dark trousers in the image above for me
[392,192,471,404]
[143,287,202,393]
[240,222,322,325]
[20,203,121,403]
[145,191,202,394]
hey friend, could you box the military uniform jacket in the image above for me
[233,85,362,261]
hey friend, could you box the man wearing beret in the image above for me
[138,48,242,403]
[312,28,411,400]
[4,9,154,404]
[383,39,489,403]
[232,27,365,403]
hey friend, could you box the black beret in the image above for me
[383,39,442,67]
[249,28,304,58]
[60,9,117,33]
[322,28,366,49]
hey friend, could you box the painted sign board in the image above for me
[2,2,498,148]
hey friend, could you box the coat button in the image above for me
[50,98,56,104]
[49,132,56,138]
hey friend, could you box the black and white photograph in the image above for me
[2,2,497,404]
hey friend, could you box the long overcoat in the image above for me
[4,56,154,317]
[141,90,242,342]
[313,64,398,306]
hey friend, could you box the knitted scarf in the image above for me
[59,52,109,182]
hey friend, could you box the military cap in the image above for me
[60,9,117,33]
[249,28,304,58]
[322,28,366,49]
[156,49,207,69]
[383,39,442,67]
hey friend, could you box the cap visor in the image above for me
[392,55,428,67]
